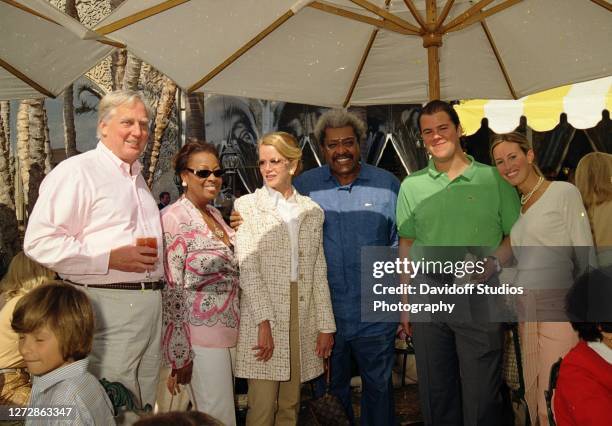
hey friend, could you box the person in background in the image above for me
[0,252,56,406]
[162,140,239,426]
[11,282,115,426]
[234,132,335,425]
[491,132,594,425]
[554,267,612,426]
[575,152,612,266]
[158,191,171,210]
[23,90,163,409]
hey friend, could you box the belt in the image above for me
[65,280,164,291]
[0,368,28,374]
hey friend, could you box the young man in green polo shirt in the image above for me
[396,100,520,426]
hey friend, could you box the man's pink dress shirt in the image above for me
[24,142,163,284]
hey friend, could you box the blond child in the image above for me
[11,282,115,426]
[0,252,56,406]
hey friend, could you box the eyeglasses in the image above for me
[185,168,226,179]
[324,137,356,150]
[258,158,288,168]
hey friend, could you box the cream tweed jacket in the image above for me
[234,187,336,382]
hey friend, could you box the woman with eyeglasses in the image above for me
[234,132,336,425]
[161,140,239,425]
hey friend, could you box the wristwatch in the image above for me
[485,255,502,273]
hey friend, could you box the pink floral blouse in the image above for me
[161,196,239,369]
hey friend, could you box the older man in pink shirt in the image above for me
[24,90,163,409]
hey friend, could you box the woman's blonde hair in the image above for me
[0,252,56,300]
[258,132,303,175]
[490,132,543,177]
[575,152,612,209]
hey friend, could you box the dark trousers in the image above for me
[316,329,396,425]
[411,321,504,426]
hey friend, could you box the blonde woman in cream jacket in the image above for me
[234,132,336,426]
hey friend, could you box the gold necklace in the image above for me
[520,176,544,205]
[200,208,225,240]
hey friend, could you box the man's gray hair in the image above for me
[314,109,367,146]
[96,90,153,139]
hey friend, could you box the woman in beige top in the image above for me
[491,133,594,425]
[575,152,612,266]
[0,251,55,405]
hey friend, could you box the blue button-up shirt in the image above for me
[27,358,115,426]
[295,163,400,339]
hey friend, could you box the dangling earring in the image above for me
[182,181,187,187]
[289,169,295,176]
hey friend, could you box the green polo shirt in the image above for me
[396,155,519,255]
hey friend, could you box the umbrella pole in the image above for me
[424,0,441,100]
[425,38,441,100]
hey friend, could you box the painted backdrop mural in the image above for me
[201,95,428,213]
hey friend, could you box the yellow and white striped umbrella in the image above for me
[455,76,612,136]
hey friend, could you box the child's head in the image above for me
[11,282,95,376]
[0,251,56,300]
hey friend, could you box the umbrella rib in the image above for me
[96,0,190,35]
[188,10,295,93]
[480,20,517,99]
[590,0,612,12]
[402,0,427,30]
[434,0,455,30]
[344,0,393,106]
[3,0,126,48]
[349,0,422,33]
[343,28,378,107]
[309,1,418,35]
[441,0,496,32]
[444,0,522,33]
[0,57,55,98]
[1,0,58,25]
[98,39,126,49]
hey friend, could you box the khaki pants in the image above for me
[246,284,301,426]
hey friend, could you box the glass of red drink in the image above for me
[136,237,157,278]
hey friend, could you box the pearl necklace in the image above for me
[520,176,544,205]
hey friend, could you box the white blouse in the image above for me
[266,185,301,282]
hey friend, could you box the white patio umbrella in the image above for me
[93,0,612,107]
[0,0,117,100]
[455,76,612,135]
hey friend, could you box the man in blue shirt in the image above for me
[294,109,400,425]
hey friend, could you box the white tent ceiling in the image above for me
[93,0,612,106]
[0,0,115,100]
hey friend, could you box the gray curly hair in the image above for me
[314,109,367,146]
